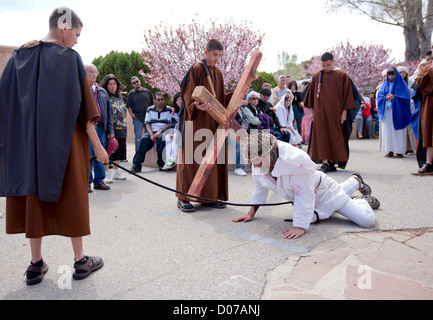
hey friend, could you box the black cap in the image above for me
[260,88,272,95]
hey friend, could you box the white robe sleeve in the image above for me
[289,174,316,230]
[250,175,270,205]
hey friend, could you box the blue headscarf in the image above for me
[377,68,411,130]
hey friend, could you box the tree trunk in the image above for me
[418,0,433,57]
[404,23,421,61]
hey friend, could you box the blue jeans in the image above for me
[270,126,282,140]
[371,113,379,135]
[133,118,145,152]
[89,125,107,186]
[278,129,291,144]
[227,135,244,169]
[356,114,373,137]
[133,132,167,170]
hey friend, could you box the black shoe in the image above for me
[130,166,141,174]
[319,163,332,173]
[177,199,195,212]
[201,202,227,209]
[418,163,433,175]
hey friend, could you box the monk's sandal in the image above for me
[25,259,48,285]
[73,256,104,280]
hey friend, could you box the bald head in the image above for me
[85,64,98,85]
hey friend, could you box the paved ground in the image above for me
[0,139,432,301]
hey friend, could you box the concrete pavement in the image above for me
[0,139,432,300]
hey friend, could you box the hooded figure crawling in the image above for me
[232,131,379,239]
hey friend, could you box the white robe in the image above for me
[381,108,406,155]
[275,97,302,145]
[250,141,374,230]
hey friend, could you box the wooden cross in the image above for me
[187,49,262,198]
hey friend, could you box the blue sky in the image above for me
[0,0,406,73]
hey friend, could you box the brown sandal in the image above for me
[25,261,49,285]
[73,256,104,280]
[352,173,372,195]
[385,152,394,158]
[352,195,380,210]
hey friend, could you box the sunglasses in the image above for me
[132,81,139,85]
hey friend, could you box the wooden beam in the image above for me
[192,86,229,125]
[187,50,262,199]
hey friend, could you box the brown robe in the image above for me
[176,62,232,203]
[416,67,433,148]
[304,69,355,163]
[5,41,99,238]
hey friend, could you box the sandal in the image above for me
[352,195,380,210]
[73,256,104,280]
[25,260,49,285]
[385,152,394,158]
[177,199,196,212]
[352,173,372,196]
[201,202,227,209]
[394,154,403,158]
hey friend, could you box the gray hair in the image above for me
[247,91,259,100]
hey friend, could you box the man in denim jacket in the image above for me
[86,64,114,191]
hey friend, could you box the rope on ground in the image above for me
[110,161,293,207]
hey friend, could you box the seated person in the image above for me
[355,97,373,139]
[242,91,266,132]
[130,93,172,172]
[162,92,181,171]
[275,93,301,145]
[233,132,379,239]
[257,88,284,139]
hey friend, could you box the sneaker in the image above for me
[234,168,247,176]
[130,166,142,174]
[418,163,433,175]
[162,161,176,171]
[104,171,114,184]
[112,170,127,180]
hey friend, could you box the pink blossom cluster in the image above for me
[140,16,264,97]
[307,42,419,89]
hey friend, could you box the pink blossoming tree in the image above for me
[140,16,264,97]
[308,42,397,89]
